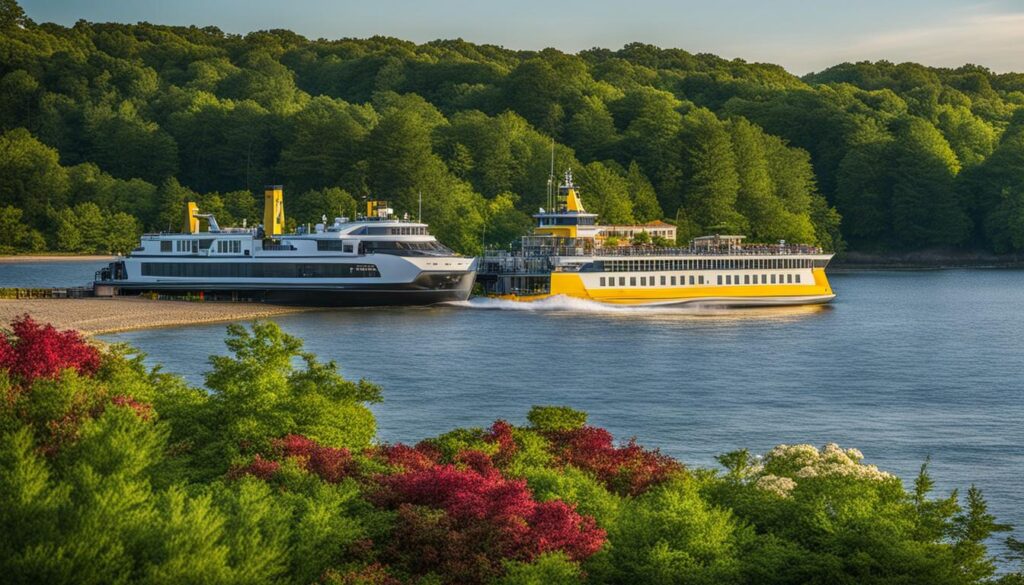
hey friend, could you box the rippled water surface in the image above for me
[0,259,110,287]
[32,268,1024,561]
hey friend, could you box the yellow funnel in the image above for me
[264,185,285,236]
[184,201,199,233]
[565,187,585,212]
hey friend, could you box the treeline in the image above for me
[1,0,1024,255]
[2,316,1022,584]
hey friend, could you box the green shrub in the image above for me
[526,406,588,432]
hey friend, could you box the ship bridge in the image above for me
[532,170,600,240]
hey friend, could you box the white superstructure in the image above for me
[96,191,476,306]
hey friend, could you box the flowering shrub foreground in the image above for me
[0,318,1019,585]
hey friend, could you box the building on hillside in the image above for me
[597,220,677,245]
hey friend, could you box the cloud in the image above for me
[837,8,1024,71]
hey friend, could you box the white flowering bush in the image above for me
[756,442,893,494]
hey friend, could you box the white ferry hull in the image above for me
[109,270,476,307]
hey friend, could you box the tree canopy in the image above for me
[3,2,1024,254]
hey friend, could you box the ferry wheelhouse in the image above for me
[95,186,476,306]
[478,172,835,306]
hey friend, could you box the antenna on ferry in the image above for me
[547,139,555,212]
[418,190,422,223]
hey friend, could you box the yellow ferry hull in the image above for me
[490,268,835,307]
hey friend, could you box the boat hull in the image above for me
[490,292,835,307]
[105,270,476,307]
[487,268,836,308]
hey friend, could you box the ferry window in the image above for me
[630,277,636,286]
[689,275,695,285]
[671,276,676,286]
[343,244,353,253]
[787,274,793,283]
[619,277,625,286]
[140,262,381,278]
[717,275,723,285]
[160,241,171,252]
[600,277,606,286]
[725,275,731,285]
[698,275,704,285]
[661,275,666,285]
[795,274,802,283]
[744,275,750,284]
[640,277,646,286]
[771,274,776,284]
[318,240,346,251]
[734,274,740,284]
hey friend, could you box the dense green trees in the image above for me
[2,1,1024,255]
[1,318,1020,584]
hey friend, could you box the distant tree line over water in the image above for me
[2,0,1024,255]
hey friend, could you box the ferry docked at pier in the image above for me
[478,171,835,306]
[95,186,476,306]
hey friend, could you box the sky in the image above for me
[20,0,1024,74]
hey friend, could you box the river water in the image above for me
[2,261,1022,561]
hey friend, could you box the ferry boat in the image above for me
[94,186,476,306]
[477,171,835,306]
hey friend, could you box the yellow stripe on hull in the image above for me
[491,268,835,307]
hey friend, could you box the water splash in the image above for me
[445,295,830,321]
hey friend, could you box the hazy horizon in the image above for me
[19,0,1024,76]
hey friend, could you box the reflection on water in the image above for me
[98,270,1024,566]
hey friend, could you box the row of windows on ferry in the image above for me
[141,262,381,278]
[599,273,803,287]
[598,258,815,272]
[164,240,242,253]
[350,226,428,235]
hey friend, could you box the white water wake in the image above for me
[446,295,725,314]
[444,296,830,324]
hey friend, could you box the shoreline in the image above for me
[831,250,1024,271]
[0,297,314,336]
[0,255,115,263]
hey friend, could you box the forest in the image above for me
[3,0,1024,255]
[2,315,1023,584]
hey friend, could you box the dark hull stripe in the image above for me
[106,272,476,307]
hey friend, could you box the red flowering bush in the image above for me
[323,563,401,585]
[376,461,605,583]
[378,442,440,472]
[110,394,154,421]
[273,434,355,483]
[0,316,100,382]
[232,454,282,481]
[231,434,356,483]
[544,425,682,495]
[486,420,518,466]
